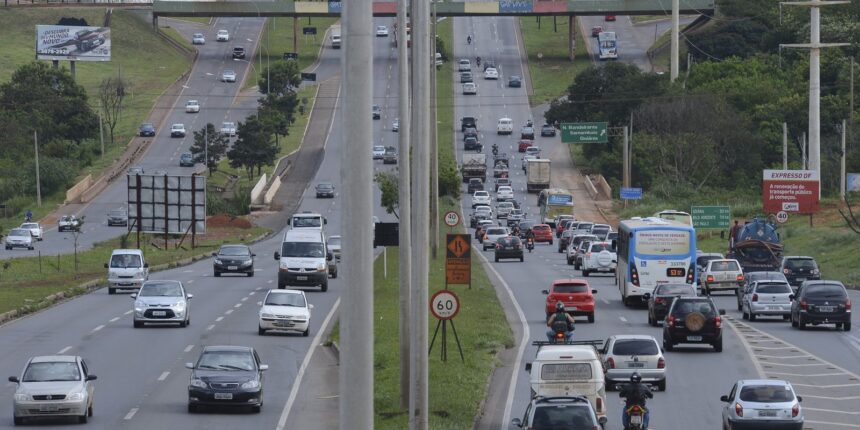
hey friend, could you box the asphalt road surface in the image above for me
[579,15,696,71]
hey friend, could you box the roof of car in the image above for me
[267,289,304,296]
[609,334,657,342]
[111,249,144,255]
[552,279,589,285]
[203,345,254,353]
[736,379,794,387]
[31,355,77,363]
[534,345,600,361]
[782,256,815,260]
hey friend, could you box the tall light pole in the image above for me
[430,1,439,259]
[396,0,412,411]
[34,131,41,207]
[670,0,679,82]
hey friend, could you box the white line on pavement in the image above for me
[57,346,72,354]
[249,291,256,296]
[124,408,138,420]
[109,317,120,323]
[234,303,242,308]
[184,345,194,353]
[157,372,170,381]
[216,316,224,322]
[601,298,610,305]
[225,309,234,315]
[124,310,133,315]
[805,420,860,428]
[618,316,627,323]
[206,324,215,331]
[92,325,105,332]
[241,297,248,302]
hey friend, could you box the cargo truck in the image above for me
[526,158,551,193]
[461,153,487,183]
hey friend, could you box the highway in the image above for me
[579,15,696,71]
[451,14,860,430]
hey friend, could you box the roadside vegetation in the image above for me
[246,16,338,90]
[518,16,591,106]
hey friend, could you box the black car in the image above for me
[179,152,195,167]
[494,236,523,262]
[645,283,697,326]
[186,346,267,413]
[508,75,522,88]
[383,147,398,164]
[662,297,725,352]
[463,127,479,140]
[540,123,556,137]
[107,209,128,227]
[520,126,535,140]
[470,212,490,229]
[558,230,575,253]
[460,71,473,83]
[232,46,246,59]
[464,136,482,152]
[372,105,382,119]
[315,182,335,198]
[790,280,852,331]
[780,256,821,288]
[737,271,788,311]
[213,244,256,277]
[467,178,484,194]
[139,122,156,137]
[518,220,536,239]
[461,116,477,132]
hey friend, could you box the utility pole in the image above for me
[802,132,807,169]
[622,126,629,209]
[850,57,855,150]
[34,131,41,208]
[780,1,849,186]
[98,103,105,159]
[430,3,439,260]
[783,122,788,169]
[204,126,209,175]
[409,0,430,426]
[670,0,679,82]
[841,119,847,198]
[339,0,374,428]
[396,0,412,411]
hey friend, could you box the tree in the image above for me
[227,116,278,179]
[374,171,399,218]
[98,76,128,146]
[190,123,229,175]
[258,60,301,96]
[258,92,298,145]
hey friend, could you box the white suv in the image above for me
[496,186,514,201]
[472,191,491,208]
[496,201,514,219]
[580,241,617,276]
[601,335,667,390]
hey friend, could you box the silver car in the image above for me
[132,280,192,327]
[742,280,793,321]
[5,228,34,250]
[9,355,96,425]
[721,380,804,429]
[602,335,667,391]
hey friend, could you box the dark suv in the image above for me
[467,178,484,194]
[139,122,156,137]
[461,116,477,132]
[780,256,821,289]
[662,297,725,352]
[645,283,697,326]
[790,280,852,331]
[737,271,788,311]
[232,46,246,59]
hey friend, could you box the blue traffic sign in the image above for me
[620,187,642,200]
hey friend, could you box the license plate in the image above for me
[767,306,782,310]
[275,320,292,327]
[39,404,59,412]
[627,362,645,368]
[631,415,642,425]
[214,393,233,400]
[758,410,777,417]
[569,307,577,311]
[796,278,806,282]
[686,336,703,341]
[819,306,835,312]
[152,311,166,317]
[227,266,238,270]
[297,276,308,281]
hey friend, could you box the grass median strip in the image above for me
[519,16,591,107]
[245,17,338,90]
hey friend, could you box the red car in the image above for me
[591,26,603,37]
[604,15,616,22]
[517,139,534,153]
[542,279,597,322]
[531,224,553,244]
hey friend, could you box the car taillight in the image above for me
[846,299,852,311]
[715,315,722,328]
[735,402,743,417]
[606,357,615,369]
[812,269,820,275]
[686,263,695,284]
[586,252,592,258]
[657,357,665,369]
[792,403,799,417]
[736,274,744,282]
[800,299,808,310]
[631,264,640,287]
[783,268,791,274]
[707,275,715,283]
[751,294,758,302]
[654,297,665,304]
[666,315,675,328]
[496,243,502,249]
[596,397,603,412]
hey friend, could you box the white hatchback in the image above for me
[458,58,471,71]
[462,82,477,95]
[376,25,389,37]
[602,334,667,390]
[258,289,313,336]
[472,190,491,207]
[216,29,229,41]
[220,122,237,137]
[185,100,200,113]
[372,145,386,160]
[483,67,499,80]
[496,185,514,201]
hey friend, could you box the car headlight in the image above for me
[172,301,186,311]
[316,263,327,272]
[241,380,260,389]
[214,259,222,265]
[190,379,207,388]
[292,317,308,322]
[67,392,83,401]
[260,313,275,319]
[14,393,30,401]
[134,301,145,312]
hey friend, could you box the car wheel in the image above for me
[179,320,187,328]
[657,378,667,391]
[4,246,10,250]
[248,271,254,277]
[108,287,115,295]
[713,337,723,352]
[663,337,674,352]
[331,270,338,279]
[574,261,580,270]
[27,246,33,250]
[567,258,572,265]
[251,405,261,413]
[519,256,524,262]
[741,309,748,320]
[783,314,791,320]
[13,416,22,425]
[587,313,595,323]
[648,312,656,327]
[214,271,221,277]
[582,269,590,277]
[321,281,328,292]
[494,256,499,262]
[188,404,197,413]
[303,327,310,337]
[845,322,852,331]
[258,326,266,336]
[88,404,93,417]
[798,317,806,330]
[791,314,798,328]
[737,300,742,311]
[704,285,711,296]
[133,320,143,328]
[79,412,88,423]
[549,240,553,245]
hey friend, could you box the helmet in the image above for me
[555,302,565,312]
[630,372,642,383]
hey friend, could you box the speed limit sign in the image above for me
[430,290,460,320]
[444,211,460,227]
[776,211,789,224]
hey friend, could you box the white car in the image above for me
[472,190,491,207]
[221,69,237,83]
[372,145,386,160]
[462,82,477,95]
[602,335,667,390]
[482,226,510,250]
[258,289,313,336]
[580,241,617,276]
[192,33,205,45]
[10,355,96,425]
[458,58,471,72]
[19,222,43,241]
[58,214,81,232]
[220,122,237,137]
[376,25,389,37]
[392,118,399,132]
[496,186,514,201]
[497,117,513,135]
[216,29,229,42]
[525,146,541,157]
[495,201,514,219]
[5,228,34,250]
[483,67,499,80]
[170,123,186,137]
[132,280,192,328]
[185,100,200,113]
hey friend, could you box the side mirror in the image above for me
[104,263,108,269]
[8,376,19,383]
[287,218,291,225]
[274,252,280,261]
[643,293,651,300]
[85,375,97,381]
[212,252,218,257]
[143,263,149,268]
[324,218,328,225]
[719,309,726,315]
[185,363,194,369]
[598,416,608,425]
[259,364,269,371]
[187,294,194,300]
[541,289,549,295]
[130,293,137,299]
[309,304,314,310]
[720,395,729,402]
[788,294,795,301]
[592,289,598,294]
[524,362,532,373]
[797,396,802,402]
[251,253,257,257]
[511,418,522,427]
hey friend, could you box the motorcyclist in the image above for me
[467,35,472,45]
[545,302,575,342]
[476,56,482,67]
[619,372,653,429]
[25,210,33,222]
[491,144,499,156]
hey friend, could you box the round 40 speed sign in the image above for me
[430,290,460,320]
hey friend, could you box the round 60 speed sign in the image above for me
[430,290,460,320]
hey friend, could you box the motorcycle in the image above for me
[467,35,472,45]
[624,404,648,430]
[549,319,573,344]
[526,238,535,253]
[491,145,499,156]
[476,57,481,67]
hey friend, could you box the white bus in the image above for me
[616,218,697,306]
[598,31,618,60]
[654,210,693,226]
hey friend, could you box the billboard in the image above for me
[36,25,111,61]
[127,174,206,234]
[762,170,819,214]
[848,173,860,193]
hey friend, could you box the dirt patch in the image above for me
[207,214,253,229]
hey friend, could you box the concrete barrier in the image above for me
[64,174,93,204]
[595,174,612,200]
[583,174,599,199]
[250,173,268,205]
[264,176,282,205]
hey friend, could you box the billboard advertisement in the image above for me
[127,174,206,235]
[36,25,111,61]
[848,173,860,193]
[762,169,819,214]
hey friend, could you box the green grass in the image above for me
[631,15,670,24]
[0,226,269,315]
[245,17,339,89]
[159,25,195,53]
[436,18,457,186]
[519,16,591,106]
[172,17,212,26]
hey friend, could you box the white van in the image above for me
[525,343,607,419]
[289,212,327,231]
[497,117,513,135]
[105,249,149,294]
[274,229,332,291]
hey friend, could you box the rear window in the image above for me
[592,227,610,236]
[711,261,740,271]
[697,256,720,266]
[531,404,595,429]
[577,223,593,230]
[655,284,695,295]
[486,228,506,235]
[553,283,588,294]
[739,385,795,402]
[755,283,792,294]
[533,225,550,232]
[805,284,847,299]
[672,300,714,316]
[786,258,817,270]
[589,243,611,252]
[612,339,659,356]
[540,363,592,381]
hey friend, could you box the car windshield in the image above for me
[711,261,740,271]
[21,224,38,229]
[110,254,142,268]
[612,339,659,356]
[576,223,593,230]
[265,292,306,307]
[219,246,250,257]
[755,282,792,294]
[592,227,610,235]
[328,237,341,247]
[805,284,846,299]
[22,362,81,382]
[374,146,385,152]
[498,237,520,246]
[292,217,322,228]
[748,272,787,283]
[554,283,588,294]
[590,243,611,252]
[533,225,549,232]
[672,300,714,316]
[739,385,794,403]
[139,282,183,297]
[281,242,325,258]
[697,256,721,266]
[656,284,694,295]
[531,404,594,429]
[9,229,28,237]
[486,228,506,235]
[786,259,817,270]
[197,351,255,371]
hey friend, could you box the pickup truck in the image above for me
[701,259,744,295]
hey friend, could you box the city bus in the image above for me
[616,217,697,306]
[653,210,693,226]
[538,188,574,228]
[598,31,618,60]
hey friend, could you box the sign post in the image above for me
[445,234,471,288]
[428,290,464,362]
[560,122,608,144]
[690,206,731,229]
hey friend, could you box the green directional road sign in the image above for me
[691,206,731,229]
[560,122,608,144]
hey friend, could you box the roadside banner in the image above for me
[36,25,111,61]
[848,173,860,192]
[762,170,819,214]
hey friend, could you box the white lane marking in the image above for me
[92,325,105,332]
[124,408,138,420]
[183,270,193,273]
[234,303,242,308]
[601,298,610,305]
[109,317,120,323]
[57,346,72,354]
[618,316,627,323]
[184,345,194,353]
[805,420,860,428]
[216,316,224,322]
[249,291,256,296]
[225,309,234,315]
[124,310,133,315]
[276,297,342,430]
[187,280,195,284]
[207,324,215,331]
[803,408,860,415]
[268,280,274,284]
[157,371,170,381]
[241,297,248,302]
[793,383,860,388]
[257,301,263,306]
[801,395,860,400]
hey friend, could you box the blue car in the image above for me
[139,122,156,137]
[179,153,195,167]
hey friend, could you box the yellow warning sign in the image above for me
[446,234,471,285]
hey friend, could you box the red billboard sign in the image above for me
[762,170,819,214]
